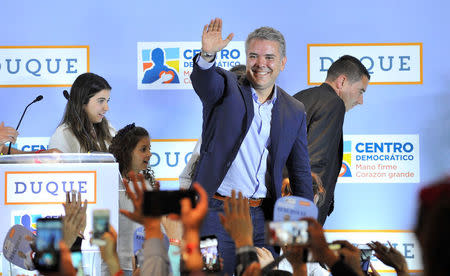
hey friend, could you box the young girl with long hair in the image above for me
[109,123,159,274]
[49,72,115,152]
[109,123,157,187]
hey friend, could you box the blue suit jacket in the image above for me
[190,55,313,205]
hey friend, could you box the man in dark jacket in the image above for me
[294,55,370,225]
[190,18,313,274]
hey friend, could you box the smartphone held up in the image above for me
[92,209,110,246]
[200,235,220,272]
[34,218,63,272]
[142,190,197,217]
[266,220,309,246]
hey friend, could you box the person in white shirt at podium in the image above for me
[49,72,116,153]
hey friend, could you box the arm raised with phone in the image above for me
[120,171,168,275]
[368,241,409,276]
[120,171,211,274]
[303,217,364,276]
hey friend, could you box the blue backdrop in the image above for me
[1,0,449,255]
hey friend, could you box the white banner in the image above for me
[0,46,89,87]
[5,171,96,204]
[137,41,245,90]
[150,139,198,179]
[10,137,50,152]
[338,135,420,183]
[324,230,422,273]
[308,43,422,85]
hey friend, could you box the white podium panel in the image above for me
[0,153,120,275]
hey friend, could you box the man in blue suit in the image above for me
[190,18,313,274]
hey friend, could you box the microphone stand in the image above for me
[7,96,43,154]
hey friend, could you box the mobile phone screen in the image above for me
[142,190,196,216]
[266,221,309,245]
[36,219,62,252]
[35,218,62,270]
[93,210,109,246]
[200,235,220,272]
[358,247,374,261]
[71,251,83,270]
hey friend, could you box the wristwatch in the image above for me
[201,50,216,59]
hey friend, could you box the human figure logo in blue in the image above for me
[340,140,352,177]
[20,215,38,234]
[142,48,180,84]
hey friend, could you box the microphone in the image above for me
[63,90,95,152]
[7,95,43,154]
[33,95,43,103]
[63,89,70,100]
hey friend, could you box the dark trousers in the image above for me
[201,197,276,275]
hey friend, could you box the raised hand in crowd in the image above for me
[219,190,260,276]
[368,241,409,276]
[302,217,362,276]
[333,240,365,276]
[161,215,182,246]
[302,217,337,266]
[120,171,168,275]
[219,190,253,248]
[201,18,234,62]
[98,226,121,276]
[283,245,307,276]
[62,191,87,248]
[120,171,163,239]
[179,182,208,231]
[255,247,274,268]
[179,182,208,272]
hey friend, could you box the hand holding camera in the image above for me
[97,226,121,275]
[334,240,366,276]
[368,241,408,276]
[283,245,307,272]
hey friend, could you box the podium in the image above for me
[0,153,119,276]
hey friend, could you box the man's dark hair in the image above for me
[326,55,370,83]
[246,26,286,57]
[230,64,246,83]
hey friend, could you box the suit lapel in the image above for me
[270,86,284,161]
[239,81,254,131]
